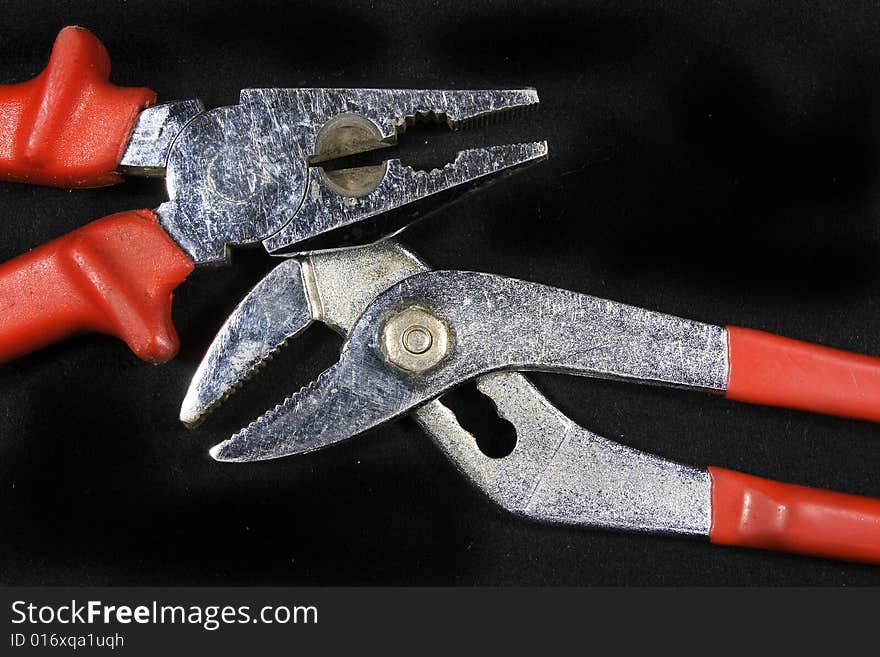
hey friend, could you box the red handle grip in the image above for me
[709,466,880,564]
[725,326,880,423]
[0,26,155,188]
[0,210,194,364]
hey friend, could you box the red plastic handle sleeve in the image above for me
[0,210,194,364]
[709,466,880,564]
[0,26,155,188]
[725,326,880,423]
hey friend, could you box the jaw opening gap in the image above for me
[309,104,543,193]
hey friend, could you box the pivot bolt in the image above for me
[383,307,450,373]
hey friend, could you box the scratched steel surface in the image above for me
[194,241,713,535]
[211,268,728,462]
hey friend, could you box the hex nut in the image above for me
[382,306,450,373]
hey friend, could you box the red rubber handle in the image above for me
[0,210,194,363]
[0,26,155,188]
[709,466,880,564]
[725,326,880,423]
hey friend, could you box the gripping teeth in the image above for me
[394,141,549,179]
[263,138,548,253]
[209,359,349,463]
[179,259,315,428]
[263,87,545,252]
[182,335,290,428]
[446,88,539,115]
[449,100,539,130]
[392,141,548,177]
[389,89,539,134]
[393,110,454,133]
[245,368,326,432]
[210,342,422,464]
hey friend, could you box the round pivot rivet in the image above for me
[402,325,433,354]
[383,307,450,373]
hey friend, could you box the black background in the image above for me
[1,0,879,585]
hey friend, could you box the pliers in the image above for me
[0,26,545,363]
[182,241,880,565]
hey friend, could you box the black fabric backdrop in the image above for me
[1,0,879,585]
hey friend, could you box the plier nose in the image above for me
[180,241,431,427]
[256,88,546,254]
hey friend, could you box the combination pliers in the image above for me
[0,26,545,363]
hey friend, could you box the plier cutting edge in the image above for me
[0,26,546,363]
[184,241,880,565]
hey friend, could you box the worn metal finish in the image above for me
[210,270,728,462]
[119,100,205,175]
[181,242,430,426]
[144,88,543,264]
[262,142,548,253]
[156,94,309,264]
[179,258,315,426]
[192,242,713,536]
[416,373,711,535]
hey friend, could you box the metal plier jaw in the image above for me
[186,244,880,564]
[208,270,732,461]
[181,241,432,424]
[128,89,546,264]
